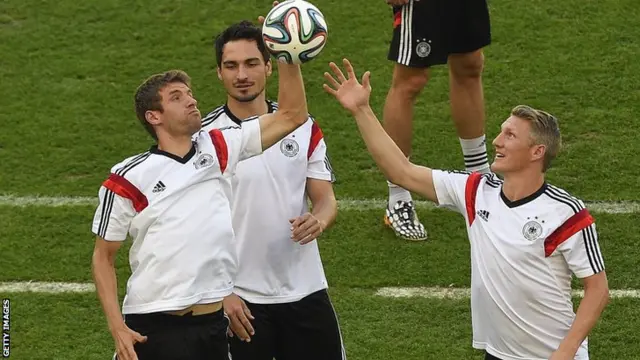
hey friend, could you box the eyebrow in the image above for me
[222,57,261,65]
[168,88,191,97]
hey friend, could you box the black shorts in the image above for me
[229,289,345,360]
[485,351,502,360]
[388,0,491,68]
[115,308,230,360]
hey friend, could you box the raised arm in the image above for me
[323,59,439,203]
[258,61,308,150]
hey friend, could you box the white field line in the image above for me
[0,281,95,294]
[0,195,638,214]
[1,282,639,299]
[375,286,640,299]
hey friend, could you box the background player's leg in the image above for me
[274,290,345,360]
[448,50,490,174]
[383,0,437,241]
[383,63,429,202]
[446,0,492,174]
[228,301,276,360]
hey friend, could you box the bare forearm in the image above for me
[260,63,309,150]
[311,194,337,231]
[351,105,412,186]
[92,253,125,332]
[276,63,307,122]
[558,286,609,354]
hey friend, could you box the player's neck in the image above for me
[501,171,545,203]
[156,134,194,158]
[226,95,268,120]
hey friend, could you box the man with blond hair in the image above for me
[322,59,609,360]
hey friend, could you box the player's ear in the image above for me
[266,59,273,77]
[145,110,162,126]
[216,66,223,81]
[531,144,546,162]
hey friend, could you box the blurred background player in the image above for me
[90,33,311,360]
[202,21,344,360]
[382,0,492,240]
[322,59,609,360]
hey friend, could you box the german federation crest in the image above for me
[522,220,543,241]
[194,153,214,169]
[416,41,431,58]
[280,138,299,157]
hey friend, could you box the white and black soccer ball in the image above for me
[262,0,328,64]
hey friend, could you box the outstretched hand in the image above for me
[323,59,372,113]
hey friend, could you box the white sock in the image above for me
[460,135,491,174]
[388,180,412,208]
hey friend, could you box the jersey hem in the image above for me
[573,268,600,279]
[306,171,333,181]
[473,342,542,360]
[472,342,588,360]
[91,230,127,242]
[234,285,328,304]
[122,287,233,314]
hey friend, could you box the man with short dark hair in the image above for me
[204,21,344,360]
[91,44,310,359]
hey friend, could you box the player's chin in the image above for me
[490,160,506,174]
[187,118,202,134]
[233,90,260,103]
[491,159,522,175]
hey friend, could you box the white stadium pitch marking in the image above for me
[375,287,640,299]
[0,195,638,214]
[0,195,95,207]
[0,281,95,294]
[1,282,639,299]
[337,198,640,214]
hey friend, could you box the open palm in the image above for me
[323,59,372,113]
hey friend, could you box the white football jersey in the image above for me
[91,121,262,314]
[432,170,605,360]
[201,101,335,304]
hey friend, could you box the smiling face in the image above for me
[491,116,546,175]
[217,39,272,103]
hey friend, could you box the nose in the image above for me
[492,133,502,148]
[236,65,249,81]
[187,95,197,107]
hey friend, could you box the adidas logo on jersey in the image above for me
[152,181,166,193]
[477,209,490,221]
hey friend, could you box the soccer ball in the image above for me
[262,0,328,64]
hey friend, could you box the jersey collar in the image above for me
[149,143,197,164]
[500,182,547,208]
[223,100,275,125]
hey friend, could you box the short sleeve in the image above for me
[307,122,335,182]
[239,118,262,161]
[557,222,605,278]
[431,170,471,214]
[91,185,135,241]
